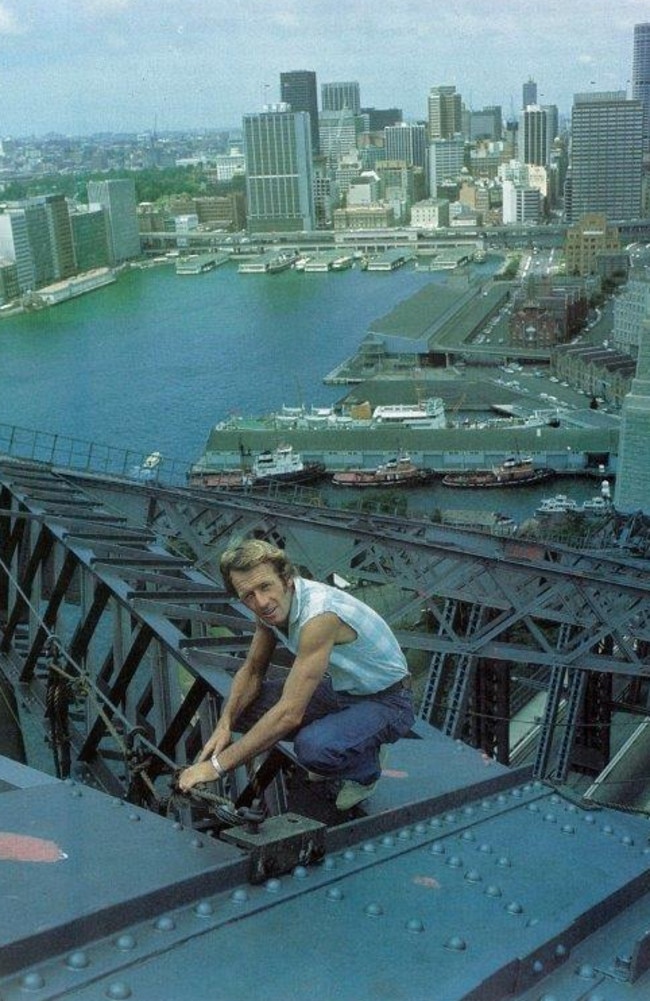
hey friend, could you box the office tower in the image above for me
[70,207,112,272]
[318,110,360,164]
[612,249,650,357]
[322,81,360,114]
[632,23,650,151]
[522,78,537,109]
[87,178,140,263]
[519,105,557,166]
[361,107,402,131]
[384,123,426,169]
[39,194,76,279]
[280,70,320,155]
[429,137,465,194]
[470,106,503,141]
[569,91,644,222]
[243,104,315,232]
[427,86,462,139]
[614,312,650,514]
[0,210,35,291]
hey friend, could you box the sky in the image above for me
[0,0,647,137]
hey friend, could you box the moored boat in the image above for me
[332,454,434,488]
[536,494,579,515]
[188,444,326,490]
[442,456,554,489]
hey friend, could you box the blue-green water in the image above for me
[0,260,605,522]
[0,262,435,463]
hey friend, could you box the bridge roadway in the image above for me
[2,456,650,997]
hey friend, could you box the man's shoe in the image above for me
[306,771,328,783]
[335,778,378,811]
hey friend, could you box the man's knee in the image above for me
[294,728,345,774]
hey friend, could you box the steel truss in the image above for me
[1,457,650,813]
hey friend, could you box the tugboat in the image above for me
[332,454,434,488]
[442,455,554,489]
[187,445,326,490]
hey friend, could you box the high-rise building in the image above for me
[39,194,76,280]
[632,22,650,151]
[0,210,35,292]
[522,78,537,109]
[322,81,360,115]
[86,178,141,264]
[384,123,426,169]
[280,70,320,155]
[469,106,503,141]
[568,91,644,222]
[243,104,315,233]
[318,110,360,165]
[429,138,465,193]
[360,107,402,131]
[427,86,462,140]
[70,207,111,272]
[614,312,650,514]
[519,105,557,167]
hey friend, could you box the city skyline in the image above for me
[0,0,645,138]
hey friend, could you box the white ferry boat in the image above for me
[372,398,446,429]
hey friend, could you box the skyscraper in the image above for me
[614,312,650,514]
[243,105,315,233]
[280,70,320,155]
[384,123,426,169]
[519,105,557,166]
[427,86,462,140]
[522,78,537,109]
[86,179,140,264]
[321,82,360,114]
[568,91,644,222]
[632,22,650,151]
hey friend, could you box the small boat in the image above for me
[442,456,554,489]
[131,451,163,480]
[536,494,579,516]
[332,454,434,489]
[580,496,612,514]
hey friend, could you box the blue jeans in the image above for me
[236,676,415,785]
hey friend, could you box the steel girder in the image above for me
[2,457,650,798]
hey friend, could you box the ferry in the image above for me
[332,454,435,489]
[371,398,446,429]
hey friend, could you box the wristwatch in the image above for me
[210,752,226,778]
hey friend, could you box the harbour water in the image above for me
[0,259,608,526]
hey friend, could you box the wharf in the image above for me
[366,249,415,271]
[175,252,229,274]
[238,250,297,274]
[31,268,116,306]
[303,252,355,272]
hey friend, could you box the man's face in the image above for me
[230,562,294,627]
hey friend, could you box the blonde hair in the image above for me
[220,539,296,596]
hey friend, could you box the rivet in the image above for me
[602,824,615,835]
[527,802,540,812]
[66,950,90,969]
[444,935,467,951]
[362,842,377,853]
[550,794,560,804]
[293,865,308,879]
[414,822,428,835]
[381,835,395,847]
[195,900,214,915]
[464,868,482,883]
[172,821,183,830]
[430,842,445,855]
[265,878,282,893]
[21,972,45,991]
[71,789,83,798]
[343,849,356,861]
[428,818,443,829]
[526,917,540,927]
[105,982,132,999]
[111,799,124,808]
[230,889,249,904]
[621,835,635,846]
[497,794,508,805]
[444,812,457,823]
[583,813,596,824]
[323,857,338,870]
[463,805,475,816]
[114,934,136,951]
[460,830,475,842]
[496,856,511,868]
[364,902,383,917]
[532,959,544,973]
[405,918,425,933]
[326,887,343,901]
[555,943,568,958]
[154,917,175,931]
[480,798,492,809]
[190,836,203,848]
[485,884,502,897]
[576,963,596,979]
[543,812,557,823]
[127,813,141,822]
[567,804,578,813]
[446,855,463,868]
[478,843,493,854]
[506,901,523,915]
[397,828,412,840]
[511,788,522,799]
[561,824,575,835]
